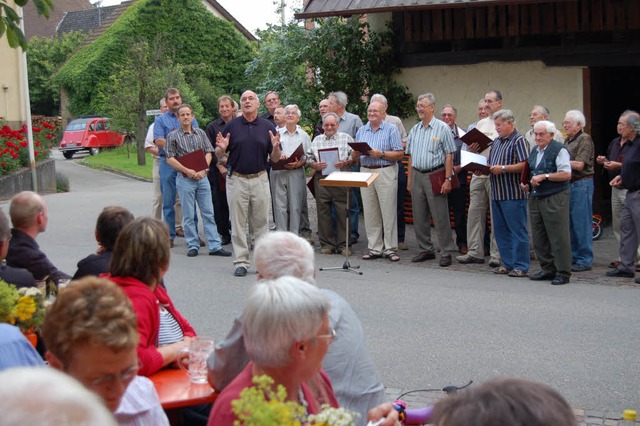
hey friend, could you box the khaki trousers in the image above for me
[466,175,499,260]
[361,164,399,255]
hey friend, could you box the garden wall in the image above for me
[0,159,56,200]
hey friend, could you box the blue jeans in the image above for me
[176,174,222,251]
[159,157,177,238]
[491,199,530,271]
[569,178,594,267]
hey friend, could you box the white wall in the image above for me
[397,61,584,135]
[0,0,27,124]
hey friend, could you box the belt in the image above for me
[413,165,444,174]
[231,170,267,179]
[363,164,392,169]
[571,175,592,183]
[158,154,166,157]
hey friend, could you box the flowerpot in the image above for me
[23,332,37,348]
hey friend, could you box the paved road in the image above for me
[5,155,639,415]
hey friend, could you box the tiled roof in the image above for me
[296,0,572,19]
[56,4,121,35]
[24,0,93,39]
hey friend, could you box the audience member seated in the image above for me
[0,323,44,371]
[106,217,196,376]
[42,276,169,425]
[0,367,117,426]
[207,276,398,426]
[208,231,385,425]
[73,206,134,279]
[432,377,576,426]
[0,208,35,288]
[6,191,70,284]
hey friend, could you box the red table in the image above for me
[149,368,217,409]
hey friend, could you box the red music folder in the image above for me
[272,144,304,171]
[429,168,460,194]
[460,128,492,153]
[177,149,209,177]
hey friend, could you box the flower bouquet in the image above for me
[0,279,48,333]
[232,375,359,426]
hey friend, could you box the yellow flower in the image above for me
[16,296,36,321]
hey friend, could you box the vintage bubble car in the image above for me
[58,116,126,159]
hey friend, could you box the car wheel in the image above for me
[62,151,74,160]
[89,148,100,156]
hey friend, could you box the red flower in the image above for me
[32,127,41,133]
[45,134,52,139]
[20,141,27,148]
[34,151,39,156]
[42,122,54,129]
[10,153,18,159]
[35,141,40,147]
[1,162,5,167]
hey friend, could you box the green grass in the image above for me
[80,144,153,180]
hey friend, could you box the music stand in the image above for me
[318,171,378,275]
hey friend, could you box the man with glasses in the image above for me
[406,93,458,267]
[43,277,168,425]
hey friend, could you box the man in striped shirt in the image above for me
[488,109,530,277]
[352,101,404,261]
[166,104,231,258]
[405,93,458,267]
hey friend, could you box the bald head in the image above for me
[9,191,47,233]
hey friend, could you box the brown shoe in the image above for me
[170,239,174,248]
[439,255,452,267]
[411,251,435,263]
[175,229,185,238]
[608,260,621,268]
[199,238,206,247]
[458,246,468,255]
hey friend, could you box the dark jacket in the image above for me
[6,229,70,283]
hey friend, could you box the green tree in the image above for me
[97,37,205,166]
[245,17,414,128]
[1,0,53,49]
[27,31,88,116]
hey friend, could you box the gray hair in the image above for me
[0,367,116,425]
[284,104,301,119]
[243,276,330,367]
[322,112,340,124]
[533,105,550,116]
[533,120,557,136]
[418,93,435,105]
[254,231,315,284]
[329,91,348,107]
[441,104,457,116]
[0,208,9,241]
[621,110,640,133]
[159,98,166,108]
[564,110,586,127]
[493,109,515,123]
[371,93,388,105]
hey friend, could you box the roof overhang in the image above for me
[295,0,577,20]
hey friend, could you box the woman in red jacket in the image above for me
[106,217,196,376]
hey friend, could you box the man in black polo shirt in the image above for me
[607,111,640,284]
[216,90,282,277]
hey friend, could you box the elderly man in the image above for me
[165,104,231,258]
[467,99,490,131]
[598,110,640,271]
[371,93,410,251]
[352,100,404,261]
[313,98,332,139]
[525,105,552,151]
[0,209,35,288]
[441,104,468,254]
[216,90,282,277]
[488,109,530,277]
[522,121,572,285]
[406,93,458,267]
[260,91,280,124]
[562,110,595,272]
[207,231,385,425]
[144,98,170,220]
[153,88,199,247]
[43,277,168,424]
[607,114,640,283]
[308,113,354,254]
[207,275,397,426]
[271,104,310,234]
[329,91,363,245]
[6,191,70,284]
[205,95,236,246]
[457,91,502,267]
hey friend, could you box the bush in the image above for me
[0,118,59,176]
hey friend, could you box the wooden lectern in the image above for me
[319,171,378,275]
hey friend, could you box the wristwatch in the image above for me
[501,165,506,172]
[545,173,550,180]
[447,176,452,181]
[381,151,386,159]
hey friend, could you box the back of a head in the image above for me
[243,276,329,368]
[109,217,170,285]
[9,190,43,230]
[0,367,116,426]
[433,378,576,426]
[96,206,134,251]
[43,277,138,367]
[0,208,10,241]
[254,231,315,284]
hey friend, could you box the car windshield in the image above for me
[66,119,90,131]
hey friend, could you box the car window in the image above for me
[96,121,105,131]
[89,123,95,131]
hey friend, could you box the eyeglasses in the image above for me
[87,365,139,388]
[316,328,336,341]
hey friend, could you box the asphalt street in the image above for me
[4,153,639,415]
